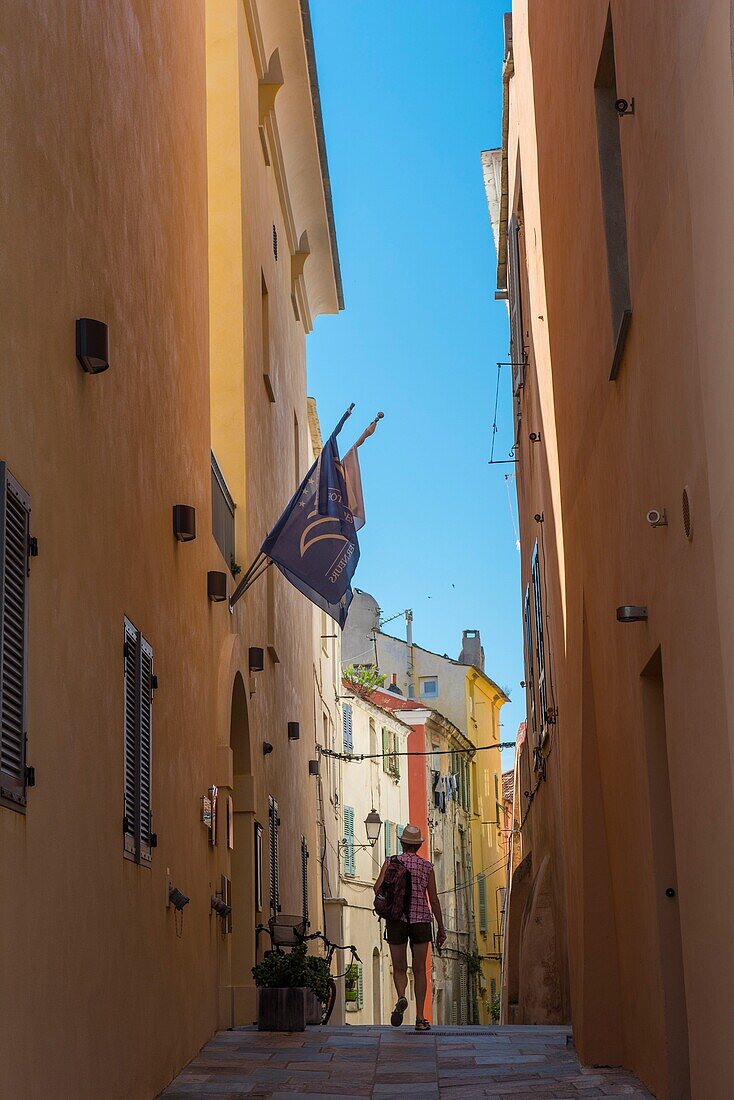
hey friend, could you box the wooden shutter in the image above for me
[123,620,154,863]
[382,727,390,773]
[532,546,548,745]
[0,465,31,810]
[301,835,309,924]
[507,213,525,393]
[139,636,154,863]
[269,796,280,913]
[478,873,488,933]
[342,703,353,752]
[344,806,355,875]
[357,962,364,1009]
[384,820,392,858]
[123,620,138,857]
[523,587,538,747]
[392,732,400,779]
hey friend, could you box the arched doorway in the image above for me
[229,672,256,1025]
[372,948,382,1024]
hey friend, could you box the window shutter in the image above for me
[0,465,31,811]
[507,213,525,393]
[357,962,364,1009]
[392,732,400,779]
[478,873,487,933]
[123,620,138,858]
[342,703,353,753]
[460,967,468,1025]
[384,820,392,858]
[532,547,548,744]
[397,824,404,842]
[523,587,538,746]
[344,806,355,875]
[269,796,280,913]
[301,836,309,924]
[139,636,154,863]
[382,728,390,772]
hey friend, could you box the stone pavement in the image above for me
[159,1025,654,1099]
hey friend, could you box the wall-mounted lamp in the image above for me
[263,741,273,755]
[249,647,265,673]
[615,96,635,116]
[534,512,544,523]
[308,759,319,776]
[76,318,110,374]
[529,432,542,443]
[211,894,233,918]
[287,722,300,741]
[207,571,228,602]
[173,505,197,542]
[616,605,648,623]
[168,885,190,911]
[341,809,383,853]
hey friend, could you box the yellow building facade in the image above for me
[0,2,341,1097]
[466,666,507,1023]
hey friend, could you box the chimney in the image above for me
[387,673,403,696]
[460,630,484,671]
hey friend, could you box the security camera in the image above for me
[646,508,667,528]
[168,886,190,912]
[211,895,233,918]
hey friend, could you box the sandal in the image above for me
[390,996,408,1027]
[415,1017,432,1032]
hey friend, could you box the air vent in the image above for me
[272,224,278,261]
[682,486,692,541]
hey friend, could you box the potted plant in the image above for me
[252,945,332,1031]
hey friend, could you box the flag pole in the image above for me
[229,552,270,611]
[352,411,384,449]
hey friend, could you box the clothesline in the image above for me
[317,742,516,763]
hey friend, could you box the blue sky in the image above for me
[308,0,521,770]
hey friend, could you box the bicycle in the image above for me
[256,915,360,1025]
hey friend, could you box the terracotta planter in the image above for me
[257,986,307,1032]
[306,990,322,1025]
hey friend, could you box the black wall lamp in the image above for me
[249,647,265,673]
[173,505,197,542]
[308,759,319,776]
[288,722,300,741]
[208,571,228,602]
[76,318,110,374]
[616,605,648,623]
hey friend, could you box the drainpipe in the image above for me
[406,609,415,698]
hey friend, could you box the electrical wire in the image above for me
[317,742,516,763]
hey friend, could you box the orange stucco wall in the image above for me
[503,1,734,1096]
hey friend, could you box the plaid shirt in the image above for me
[398,852,433,923]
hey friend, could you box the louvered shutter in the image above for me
[478,874,487,933]
[342,703,353,752]
[301,835,309,924]
[532,547,548,744]
[357,963,364,1009]
[139,636,154,863]
[344,806,355,875]
[392,732,400,779]
[460,967,468,1025]
[508,213,525,393]
[382,727,390,772]
[123,620,138,857]
[396,824,404,847]
[384,820,392,858]
[269,796,280,913]
[0,465,31,810]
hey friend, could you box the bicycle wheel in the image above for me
[321,977,337,1025]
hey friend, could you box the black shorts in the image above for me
[385,919,432,946]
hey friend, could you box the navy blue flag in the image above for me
[260,407,359,628]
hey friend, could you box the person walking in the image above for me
[373,823,446,1031]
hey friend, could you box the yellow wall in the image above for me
[0,2,341,1096]
[467,670,506,1023]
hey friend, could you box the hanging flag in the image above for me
[259,407,361,627]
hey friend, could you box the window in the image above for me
[262,273,275,402]
[478,873,488,934]
[523,586,538,746]
[254,822,264,912]
[420,676,438,698]
[345,962,363,1011]
[382,728,400,779]
[595,9,632,379]
[343,806,355,876]
[342,703,353,753]
[507,211,526,394]
[531,545,548,745]
[301,836,309,925]
[268,796,280,914]
[211,451,235,569]
[0,464,31,812]
[123,619,155,864]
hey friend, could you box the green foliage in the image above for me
[252,945,332,1004]
[343,664,386,691]
[466,951,483,979]
[344,962,359,1002]
[490,991,501,1023]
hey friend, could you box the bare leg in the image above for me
[411,941,430,1022]
[388,941,408,1001]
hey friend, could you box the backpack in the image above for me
[374,856,412,921]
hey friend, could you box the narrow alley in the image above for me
[161,1026,652,1099]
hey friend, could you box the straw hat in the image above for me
[400,823,424,847]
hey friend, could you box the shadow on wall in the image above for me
[517,854,564,1025]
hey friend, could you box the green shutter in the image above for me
[357,963,364,1009]
[392,732,400,779]
[382,728,390,773]
[385,820,393,857]
[344,806,355,875]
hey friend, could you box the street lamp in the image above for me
[364,809,383,847]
